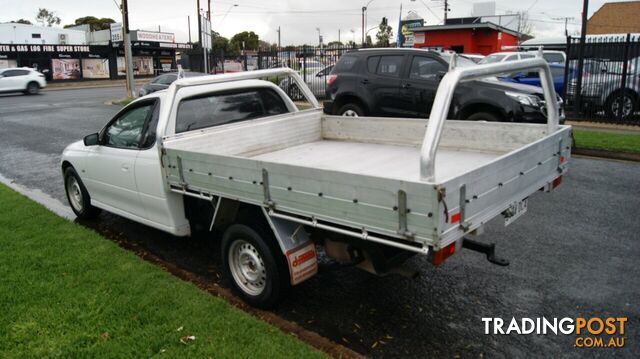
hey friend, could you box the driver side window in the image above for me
[104,104,154,149]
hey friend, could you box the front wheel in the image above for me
[221,224,290,308]
[64,167,101,219]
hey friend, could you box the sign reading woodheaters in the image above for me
[133,30,175,43]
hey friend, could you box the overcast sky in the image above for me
[0,0,624,45]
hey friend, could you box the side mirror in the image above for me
[83,133,100,146]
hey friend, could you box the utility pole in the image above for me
[277,26,281,49]
[444,0,449,23]
[122,0,135,98]
[187,16,191,43]
[338,29,341,43]
[553,17,575,36]
[197,0,201,45]
[361,7,366,45]
[575,0,589,115]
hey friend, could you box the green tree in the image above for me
[375,17,393,47]
[229,31,259,53]
[212,35,231,54]
[327,41,343,47]
[11,19,33,25]
[64,16,115,31]
[35,8,61,27]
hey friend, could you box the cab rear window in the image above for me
[176,88,288,133]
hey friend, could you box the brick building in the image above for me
[587,1,640,34]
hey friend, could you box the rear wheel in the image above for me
[25,82,40,95]
[64,167,101,219]
[337,103,364,117]
[465,111,501,122]
[221,223,290,308]
[606,92,637,120]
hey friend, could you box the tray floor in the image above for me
[250,140,502,182]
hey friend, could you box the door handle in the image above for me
[361,79,369,85]
[121,164,130,172]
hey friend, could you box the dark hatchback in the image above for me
[324,48,563,123]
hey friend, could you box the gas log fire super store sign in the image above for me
[0,45,90,54]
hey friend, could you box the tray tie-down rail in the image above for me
[420,49,560,182]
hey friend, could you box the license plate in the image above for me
[504,199,528,226]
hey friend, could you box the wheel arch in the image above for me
[458,102,508,121]
[332,93,369,115]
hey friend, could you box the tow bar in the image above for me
[462,238,510,266]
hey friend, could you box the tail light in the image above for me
[552,175,563,189]
[431,241,456,265]
[326,74,337,86]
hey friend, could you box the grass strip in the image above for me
[572,128,640,153]
[0,184,322,358]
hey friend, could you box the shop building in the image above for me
[409,19,521,55]
[0,22,192,81]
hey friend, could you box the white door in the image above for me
[84,102,156,217]
[133,103,187,227]
[0,69,26,91]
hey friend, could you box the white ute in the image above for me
[61,56,571,308]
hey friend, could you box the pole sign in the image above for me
[110,23,123,42]
[200,15,212,50]
[399,18,424,47]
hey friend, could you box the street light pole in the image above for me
[361,0,375,45]
[121,0,135,98]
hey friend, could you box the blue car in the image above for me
[500,64,574,98]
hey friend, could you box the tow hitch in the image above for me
[462,238,510,266]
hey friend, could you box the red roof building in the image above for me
[409,22,521,55]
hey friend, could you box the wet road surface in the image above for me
[1,88,639,357]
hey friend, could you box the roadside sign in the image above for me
[110,23,123,42]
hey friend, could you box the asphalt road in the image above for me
[1,87,639,358]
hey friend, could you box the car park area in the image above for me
[1,86,639,357]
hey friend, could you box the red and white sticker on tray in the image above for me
[286,241,318,285]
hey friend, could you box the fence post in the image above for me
[563,36,571,103]
[303,51,307,83]
[617,33,631,122]
[220,49,225,73]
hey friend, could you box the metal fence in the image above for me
[564,34,640,124]
[208,44,361,100]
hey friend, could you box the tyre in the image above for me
[221,223,290,308]
[25,82,40,95]
[288,84,303,101]
[336,103,364,117]
[465,111,501,122]
[606,92,637,120]
[64,167,101,219]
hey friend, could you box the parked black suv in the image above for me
[324,48,563,123]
